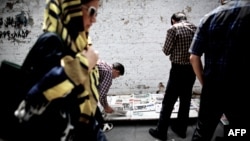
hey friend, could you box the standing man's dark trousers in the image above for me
[192,78,249,141]
[157,64,195,136]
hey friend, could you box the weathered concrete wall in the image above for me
[0,0,219,95]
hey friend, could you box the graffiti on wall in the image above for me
[0,30,30,40]
[0,11,31,41]
[1,11,28,28]
[0,0,35,44]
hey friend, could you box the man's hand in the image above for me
[104,105,114,113]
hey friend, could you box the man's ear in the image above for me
[115,70,120,74]
[220,0,228,5]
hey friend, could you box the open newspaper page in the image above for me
[105,93,200,120]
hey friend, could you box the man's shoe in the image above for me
[215,137,224,141]
[101,123,113,132]
[171,126,186,138]
[149,128,167,141]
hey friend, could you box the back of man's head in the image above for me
[112,62,125,75]
[171,12,187,25]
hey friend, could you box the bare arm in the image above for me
[190,54,204,86]
[81,45,99,72]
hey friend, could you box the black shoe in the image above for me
[149,128,167,141]
[215,137,224,141]
[171,126,186,138]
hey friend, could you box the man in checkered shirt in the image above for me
[97,60,125,113]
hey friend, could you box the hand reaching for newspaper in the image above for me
[104,105,114,113]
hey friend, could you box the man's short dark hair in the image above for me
[171,12,187,25]
[112,62,125,75]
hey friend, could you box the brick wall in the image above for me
[0,0,219,95]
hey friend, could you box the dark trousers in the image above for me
[157,63,195,134]
[192,77,249,141]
